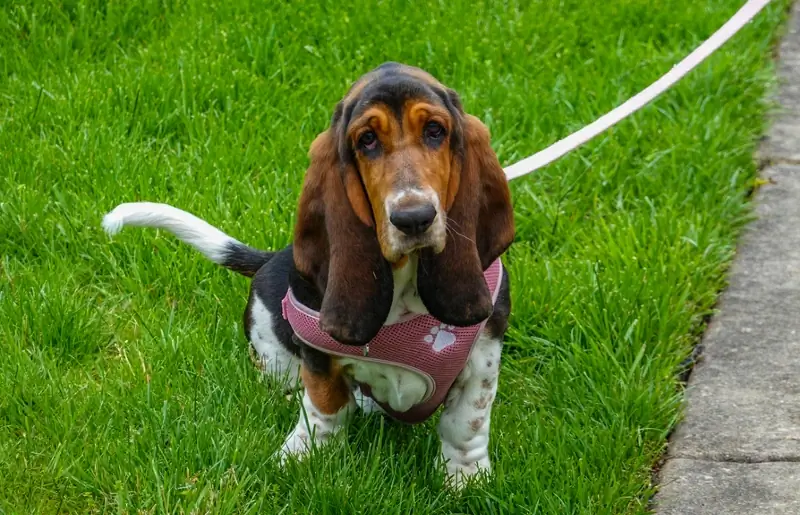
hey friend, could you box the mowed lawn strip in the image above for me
[0,1,791,513]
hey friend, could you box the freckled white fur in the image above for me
[438,333,502,489]
[102,202,240,264]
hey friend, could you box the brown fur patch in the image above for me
[470,417,485,431]
[474,394,490,410]
[464,114,516,268]
[344,169,374,227]
[301,361,351,415]
[415,112,515,327]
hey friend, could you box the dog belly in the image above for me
[339,358,429,413]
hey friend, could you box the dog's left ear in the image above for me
[418,111,514,326]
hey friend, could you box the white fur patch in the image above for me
[385,254,428,324]
[339,357,429,412]
[354,386,385,414]
[102,202,239,264]
[382,189,446,260]
[248,295,301,389]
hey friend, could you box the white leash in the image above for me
[502,0,773,181]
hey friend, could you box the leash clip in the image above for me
[363,344,369,357]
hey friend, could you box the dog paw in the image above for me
[445,462,489,491]
[276,428,313,466]
[276,420,346,466]
[438,453,491,491]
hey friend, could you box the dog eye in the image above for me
[424,121,446,142]
[357,131,378,151]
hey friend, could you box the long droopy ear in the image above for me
[417,113,515,326]
[292,128,393,345]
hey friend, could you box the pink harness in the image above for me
[281,259,504,424]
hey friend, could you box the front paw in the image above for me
[439,451,491,491]
[276,423,345,466]
[276,428,313,465]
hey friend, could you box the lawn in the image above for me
[0,0,791,513]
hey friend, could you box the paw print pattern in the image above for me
[424,323,457,351]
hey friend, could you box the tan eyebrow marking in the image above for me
[405,101,451,134]
[348,105,395,142]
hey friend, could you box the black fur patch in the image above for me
[222,241,274,277]
[348,67,444,127]
[246,246,300,357]
[485,267,511,340]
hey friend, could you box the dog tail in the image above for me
[102,202,274,277]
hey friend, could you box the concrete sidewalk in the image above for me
[654,3,800,514]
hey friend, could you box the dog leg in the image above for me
[248,341,301,392]
[247,295,302,391]
[278,361,354,463]
[437,333,502,490]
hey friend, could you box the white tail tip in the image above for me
[98,202,240,265]
[102,209,126,236]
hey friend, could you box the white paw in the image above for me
[442,456,491,491]
[276,428,312,465]
[423,323,457,351]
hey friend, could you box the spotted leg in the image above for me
[437,333,502,490]
[278,361,355,463]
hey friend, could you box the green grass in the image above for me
[0,0,791,513]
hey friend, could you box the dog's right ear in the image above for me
[292,119,393,346]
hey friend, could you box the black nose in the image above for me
[389,204,437,235]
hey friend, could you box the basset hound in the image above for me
[103,62,515,489]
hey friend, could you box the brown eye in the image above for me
[358,131,378,151]
[424,121,445,142]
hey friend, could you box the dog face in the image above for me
[336,65,461,262]
[293,62,514,345]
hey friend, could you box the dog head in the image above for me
[293,62,514,345]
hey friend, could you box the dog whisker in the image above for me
[446,219,476,244]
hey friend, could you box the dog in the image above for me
[102,62,515,489]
